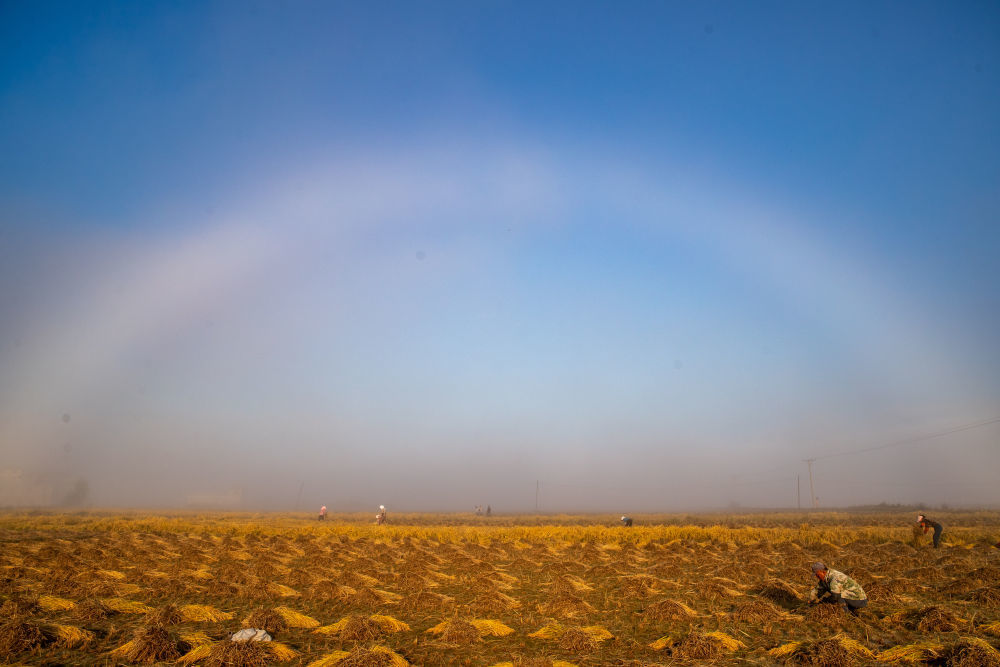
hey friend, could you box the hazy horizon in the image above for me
[2,3,998,512]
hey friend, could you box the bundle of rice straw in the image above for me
[273,605,320,628]
[528,623,612,643]
[940,637,1000,667]
[50,623,95,648]
[179,604,234,623]
[306,645,409,667]
[109,625,184,663]
[316,614,409,641]
[179,639,299,666]
[768,633,874,665]
[876,642,945,663]
[37,595,76,612]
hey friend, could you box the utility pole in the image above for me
[797,475,801,510]
[535,480,539,513]
[803,459,817,508]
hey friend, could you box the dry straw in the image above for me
[306,645,409,667]
[768,633,874,665]
[179,604,234,623]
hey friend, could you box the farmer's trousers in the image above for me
[932,524,942,548]
[821,593,868,615]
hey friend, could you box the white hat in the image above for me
[621,516,626,520]
[379,505,385,510]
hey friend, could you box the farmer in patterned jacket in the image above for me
[808,561,867,615]
[917,514,943,548]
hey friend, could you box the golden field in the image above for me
[1,510,999,665]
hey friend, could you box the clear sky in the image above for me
[1,2,998,510]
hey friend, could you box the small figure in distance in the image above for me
[620,515,633,527]
[486,505,492,517]
[808,561,867,615]
[318,505,327,521]
[917,514,943,548]
[475,505,482,516]
[375,505,387,525]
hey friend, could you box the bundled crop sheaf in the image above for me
[50,623,95,647]
[317,614,410,640]
[179,639,300,666]
[887,606,968,632]
[179,604,234,623]
[102,597,154,614]
[0,619,52,659]
[109,624,185,663]
[37,594,76,611]
[306,645,409,667]
[940,637,1000,667]
[876,642,946,663]
[768,633,875,665]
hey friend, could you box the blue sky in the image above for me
[1,2,998,509]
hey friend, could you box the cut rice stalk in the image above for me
[50,624,94,647]
[528,623,565,640]
[267,583,300,597]
[102,597,154,614]
[649,635,677,651]
[876,643,945,663]
[369,614,411,632]
[469,619,515,637]
[178,604,233,623]
[38,595,76,611]
[274,605,320,628]
[306,645,408,666]
[704,631,746,652]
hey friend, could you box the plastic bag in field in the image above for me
[231,628,272,642]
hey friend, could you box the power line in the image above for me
[812,416,1000,461]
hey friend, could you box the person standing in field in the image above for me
[318,505,327,521]
[620,515,633,527]
[917,514,943,548]
[376,505,386,525]
[808,561,867,615]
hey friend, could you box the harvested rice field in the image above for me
[1,510,999,665]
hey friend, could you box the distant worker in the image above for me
[917,514,943,548]
[318,505,327,521]
[486,505,492,517]
[375,505,386,525]
[475,505,482,516]
[620,515,633,527]
[808,561,867,615]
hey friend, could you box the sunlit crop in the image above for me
[1,510,998,664]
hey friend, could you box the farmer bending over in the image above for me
[917,514,943,548]
[620,515,633,527]
[808,561,867,615]
[318,505,327,521]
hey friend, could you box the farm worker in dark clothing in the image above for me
[620,515,633,527]
[808,562,867,615]
[917,514,943,548]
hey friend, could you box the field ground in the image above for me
[1,510,999,665]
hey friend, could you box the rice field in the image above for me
[1,510,999,665]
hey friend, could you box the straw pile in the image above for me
[751,579,802,606]
[940,637,1000,667]
[641,598,698,622]
[768,633,874,665]
[887,606,967,632]
[0,618,51,660]
[876,642,945,663]
[109,624,185,663]
[307,645,409,667]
